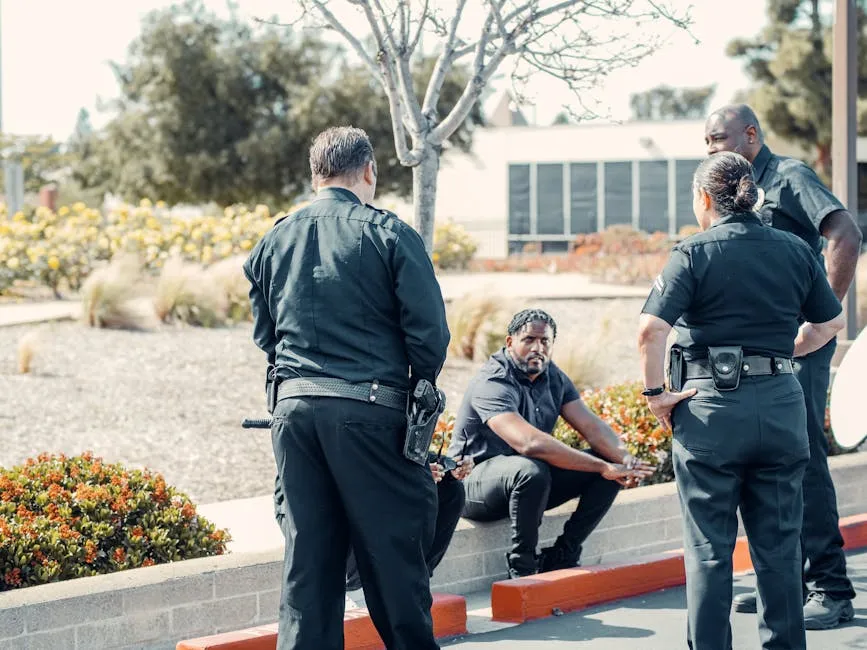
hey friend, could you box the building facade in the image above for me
[435,119,867,258]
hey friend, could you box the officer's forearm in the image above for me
[793,315,845,358]
[638,314,670,389]
[822,210,862,301]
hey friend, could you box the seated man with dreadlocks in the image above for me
[447,308,654,578]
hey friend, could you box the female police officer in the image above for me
[637,151,845,650]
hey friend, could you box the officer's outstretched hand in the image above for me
[646,389,697,432]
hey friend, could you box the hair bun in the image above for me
[733,174,759,211]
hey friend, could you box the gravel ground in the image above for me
[0,298,645,505]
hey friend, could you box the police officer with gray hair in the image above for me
[244,126,450,650]
[638,152,845,650]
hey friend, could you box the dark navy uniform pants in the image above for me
[795,339,855,600]
[271,396,439,650]
[673,375,809,650]
[346,477,466,591]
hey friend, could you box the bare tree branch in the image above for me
[420,0,469,122]
[299,0,382,82]
[408,0,431,53]
[363,0,427,135]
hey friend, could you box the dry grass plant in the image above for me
[203,255,252,323]
[447,292,517,361]
[80,254,155,330]
[555,315,614,391]
[154,256,228,328]
[16,330,40,374]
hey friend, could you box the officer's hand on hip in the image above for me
[646,389,697,432]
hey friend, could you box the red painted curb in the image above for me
[491,551,685,623]
[491,512,867,623]
[176,593,467,650]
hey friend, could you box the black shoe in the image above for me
[733,592,757,614]
[538,545,581,573]
[505,552,538,579]
[803,592,855,630]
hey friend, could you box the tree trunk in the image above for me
[412,144,440,254]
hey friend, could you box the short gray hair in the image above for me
[309,126,376,184]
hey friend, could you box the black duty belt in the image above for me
[684,356,793,380]
[276,377,407,412]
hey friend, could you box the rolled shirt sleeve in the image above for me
[392,226,451,384]
[640,247,696,325]
[786,162,845,231]
[802,255,843,325]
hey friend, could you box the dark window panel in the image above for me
[570,163,597,234]
[675,159,702,231]
[604,161,632,226]
[508,164,531,235]
[639,160,669,234]
[536,164,565,235]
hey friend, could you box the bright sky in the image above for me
[1,0,762,142]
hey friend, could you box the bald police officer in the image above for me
[639,152,845,650]
[244,127,450,650]
[705,104,862,629]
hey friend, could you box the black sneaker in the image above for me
[505,552,538,579]
[733,591,757,614]
[538,545,581,573]
[803,592,855,630]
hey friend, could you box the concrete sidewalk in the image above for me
[0,300,79,327]
[444,549,867,648]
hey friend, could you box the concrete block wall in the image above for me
[1,453,865,650]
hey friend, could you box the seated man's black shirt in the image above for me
[447,349,580,464]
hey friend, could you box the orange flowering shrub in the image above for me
[0,452,229,590]
[554,381,673,486]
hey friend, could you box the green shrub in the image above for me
[433,221,478,270]
[0,452,229,590]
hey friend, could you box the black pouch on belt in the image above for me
[708,346,743,391]
[668,346,684,392]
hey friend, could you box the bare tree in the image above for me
[293,0,693,252]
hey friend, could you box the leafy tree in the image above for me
[73,1,480,208]
[295,0,692,251]
[630,84,716,120]
[727,0,867,177]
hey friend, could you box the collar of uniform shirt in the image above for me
[752,145,772,181]
[316,186,363,205]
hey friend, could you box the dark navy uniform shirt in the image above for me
[447,349,580,463]
[641,212,842,359]
[752,145,844,256]
[243,187,450,389]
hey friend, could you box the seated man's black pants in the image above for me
[345,475,466,592]
[460,454,620,574]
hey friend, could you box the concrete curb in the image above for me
[491,513,867,624]
[175,593,467,650]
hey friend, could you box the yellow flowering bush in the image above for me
[0,201,282,296]
[433,221,478,270]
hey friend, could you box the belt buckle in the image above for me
[770,357,779,376]
[368,380,379,403]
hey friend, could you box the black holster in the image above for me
[707,345,743,391]
[403,379,446,467]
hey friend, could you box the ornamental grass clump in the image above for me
[0,452,230,590]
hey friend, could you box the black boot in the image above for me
[505,551,538,579]
[538,543,581,573]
